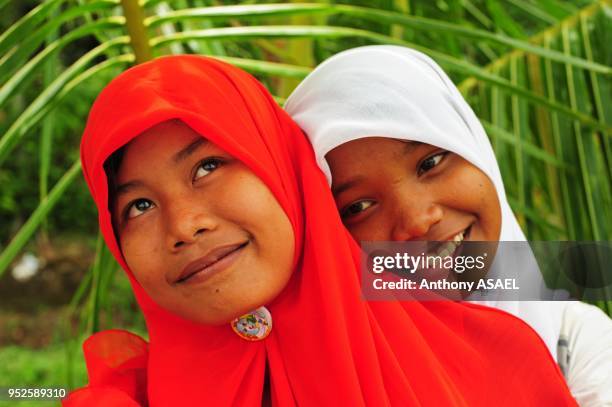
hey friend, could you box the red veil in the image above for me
[65,55,575,406]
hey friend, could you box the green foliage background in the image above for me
[0,0,610,398]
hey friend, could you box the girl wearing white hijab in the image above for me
[285,45,612,406]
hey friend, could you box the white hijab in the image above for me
[285,45,567,358]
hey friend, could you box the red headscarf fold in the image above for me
[65,55,575,406]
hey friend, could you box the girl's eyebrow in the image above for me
[173,137,207,163]
[402,140,422,154]
[116,180,143,197]
[116,137,208,197]
[332,176,364,196]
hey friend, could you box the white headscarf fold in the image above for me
[285,45,566,358]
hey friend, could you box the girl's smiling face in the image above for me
[109,120,295,325]
[326,137,501,244]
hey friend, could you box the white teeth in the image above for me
[431,229,466,257]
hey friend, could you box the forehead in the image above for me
[117,121,203,177]
[327,137,423,169]
[124,121,199,157]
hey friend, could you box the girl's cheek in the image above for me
[447,163,501,239]
[122,219,164,255]
[435,163,490,213]
[347,211,388,242]
[210,169,282,226]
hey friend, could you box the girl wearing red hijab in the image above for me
[65,55,576,406]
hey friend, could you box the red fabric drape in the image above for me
[64,55,575,406]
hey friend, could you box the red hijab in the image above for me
[65,55,575,406]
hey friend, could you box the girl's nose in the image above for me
[390,199,443,241]
[165,198,217,250]
[172,225,206,249]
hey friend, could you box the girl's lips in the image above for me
[175,242,248,285]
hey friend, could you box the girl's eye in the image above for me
[126,199,155,219]
[194,158,223,180]
[340,200,375,219]
[418,152,448,176]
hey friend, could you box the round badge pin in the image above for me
[231,306,272,341]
